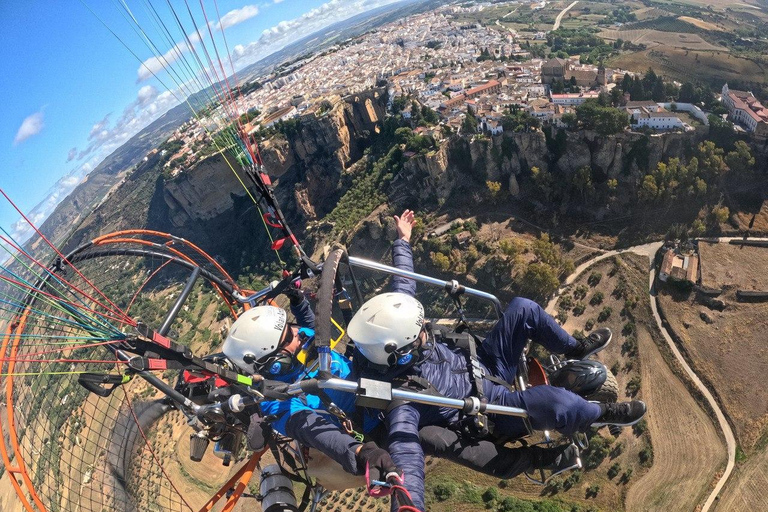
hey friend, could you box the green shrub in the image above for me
[588,271,602,287]
[481,486,500,504]
[572,302,586,316]
[585,318,595,331]
[597,306,613,322]
[639,444,654,466]
[573,284,588,300]
[459,481,483,504]
[589,291,604,306]
[433,481,456,501]
[626,376,641,397]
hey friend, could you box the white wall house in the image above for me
[550,92,599,106]
[636,112,683,130]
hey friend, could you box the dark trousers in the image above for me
[480,298,602,437]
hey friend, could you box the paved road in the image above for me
[545,238,741,512]
[552,1,578,31]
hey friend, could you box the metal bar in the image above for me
[287,378,528,418]
[113,349,200,413]
[347,256,503,317]
[158,267,200,336]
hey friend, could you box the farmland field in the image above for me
[624,324,725,511]
[599,28,724,51]
[554,253,725,510]
[607,48,768,89]
[678,16,725,31]
[713,444,768,511]
[699,242,768,292]
[658,242,768,451]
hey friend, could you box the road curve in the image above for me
[552,1,579,31]
[546,239,737,511]
[648,269,735,512]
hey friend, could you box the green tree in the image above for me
[486,180,503,202]
[575,100,628,135]
[710,204,730,225]
[517,263,560,302]
[725,140,755,174]
[697,140,727,177]
[640,174,659,202]
[531,166,554,201]
[561,112,577,129]
[572,166,594,202]
[461,109,478,134]
[430,252,451,271]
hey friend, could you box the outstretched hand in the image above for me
[394,209,416,243]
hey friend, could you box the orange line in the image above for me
[0,321,38,512]
[0,310,48,512]
[197,449,265,512]
[91,230,237,285]
[90,234,242,318]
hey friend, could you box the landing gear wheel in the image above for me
[584,368,619,403]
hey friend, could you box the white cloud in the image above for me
[273,0,285,3]
[13,111,45,145]
[137,85,159,106]
[8,166,87,244]
[67,147,78,162]
[233,0,400,69]
[138,41,191,82]
[88,114,111,142]
[220,5,259,29]
[137,5,257,82]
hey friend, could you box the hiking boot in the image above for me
[530,443,582,473]
[592,400,647,428]
[565,327,612,360]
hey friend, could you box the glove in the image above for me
[355,442,401,483]
[284,283,305,307]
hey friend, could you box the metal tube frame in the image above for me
[347,256,504,317]
[285,378,528,419]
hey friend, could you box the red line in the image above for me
[0,358,129,364]
[0,234,133,324]
[0,273,134,327]
[10,339,125,359]
[0,190,133,323]
[121,386,194,511]
[126,259,172,314]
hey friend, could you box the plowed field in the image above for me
[714,447,768,511]
[625,325,725,511]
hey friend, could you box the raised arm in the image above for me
[391,210,417,297]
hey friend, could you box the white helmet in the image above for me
[223,306,287,372]
[347,293,425,367]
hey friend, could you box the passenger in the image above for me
[345,210,647,511]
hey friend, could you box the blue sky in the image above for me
[0,0,401,243]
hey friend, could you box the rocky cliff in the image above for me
[161,88,388,232]
[389,129,703,210]
[67,87,745,268]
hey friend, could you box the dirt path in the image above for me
[625,326,725,511]
[548,239,738,511]
[553,1,578,31]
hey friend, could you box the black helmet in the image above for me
[548,360,607,398]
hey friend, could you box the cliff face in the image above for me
[392,129,701,208]
[69,87,730,265]
[163,154,251,226]
[161,88,388,228]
